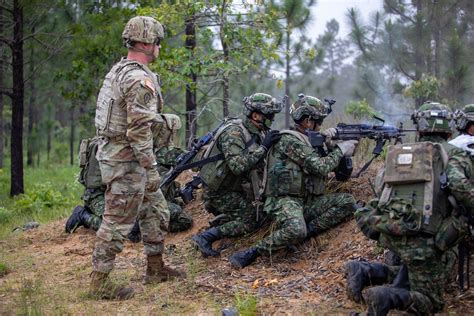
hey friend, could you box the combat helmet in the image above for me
[290,93,329,122]
[152,113,182,148]
[453,104,474,132]
[122,16,164,46]
[242,93,282,117]
[411,101,454,134]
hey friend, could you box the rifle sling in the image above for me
[174,136,257,173]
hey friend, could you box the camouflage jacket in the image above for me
[96,58,161,168]
[447,136,474,211]
[264,129,344,198]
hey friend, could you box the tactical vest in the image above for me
[376,142,450,236]
[95,59,162,138]
[199,119,261,194]
[78,137,103,189]
[263,130,325,198]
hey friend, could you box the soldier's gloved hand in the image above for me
[145,166,161,192]
[262,130,281,151]
[337,140,358,157]
[321,128,338,149]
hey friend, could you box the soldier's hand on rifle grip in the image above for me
[321,127,338,149]
[145,166,161,192]
[337,140,359,157]
[262,130,281,151]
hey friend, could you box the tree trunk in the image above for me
[285,26,291,128]
[185,14,197,146]
[220,1,230,117]
[10,0,24,196]
[70,106,75,165]
[27,26,35,167]
[0,5,4,169]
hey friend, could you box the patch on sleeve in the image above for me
[141,78,156,94]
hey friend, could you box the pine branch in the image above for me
[0,87,13,98]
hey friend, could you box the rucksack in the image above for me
[375,141,450,236]
[78,137,103,189]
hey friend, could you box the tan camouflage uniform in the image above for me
[93,57,167,273]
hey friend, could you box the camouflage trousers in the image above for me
[203,190,259,237]
[255,193,355,254]
[364,235,458,314]
[92,160,169,273]
[82,189,192,233]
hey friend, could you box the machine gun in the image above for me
[307,116,417,177]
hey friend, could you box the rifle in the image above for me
[160,119,228,189]
[307,116,417,177]
[179,176,202,204]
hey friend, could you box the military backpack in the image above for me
[78,137,103,189]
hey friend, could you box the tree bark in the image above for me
[0,6,4,169]
[69,106,75,165]
[285,25,291,128]
[27,26,35,166]
[10,0,24,196]
[220,1,230,117]
[185,14,197,146]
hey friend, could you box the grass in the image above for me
[0,160,82,238]
[0,261,8,277]
[234,291,258,316]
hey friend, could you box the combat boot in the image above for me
[127,219,141,243]
[306,222,322,239]
[229,247,261,269]
[191,227,222,257]
[344,260,389,303]
[143,254,186,284]
[363,286,413,316]
[65,206,93,233]
[89,271,134,300]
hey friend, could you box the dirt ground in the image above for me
[0,164,473,314]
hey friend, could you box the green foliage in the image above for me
[13,183,69,216]
[234,291,258,316]
[345,99,378,120]
[0,162,82,238]
[404,75,440,106]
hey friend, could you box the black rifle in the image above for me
[307,117,417,177]
[159,120,229,190]
[180,176,202,204]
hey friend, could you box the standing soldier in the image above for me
[348,102,469,315]
[90,16,184,300]
[191,93,282,257]
[229,94,358,268]
[65,113,192,236]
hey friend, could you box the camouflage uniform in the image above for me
[255,132,355,254]
[67,144,192,233]
[229,94,357,268]
[349,103,463,315]
[93,16,168,274]
[191,93,282,257]
[202,118,266,237]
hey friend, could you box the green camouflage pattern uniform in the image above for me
[447,138,474,210]
[80,145,192,233]
[203,117,266,237]
[92,58,168,274]
[355,134,459,314]
[256,131,355,254]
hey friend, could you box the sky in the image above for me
[309,0,383,38]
